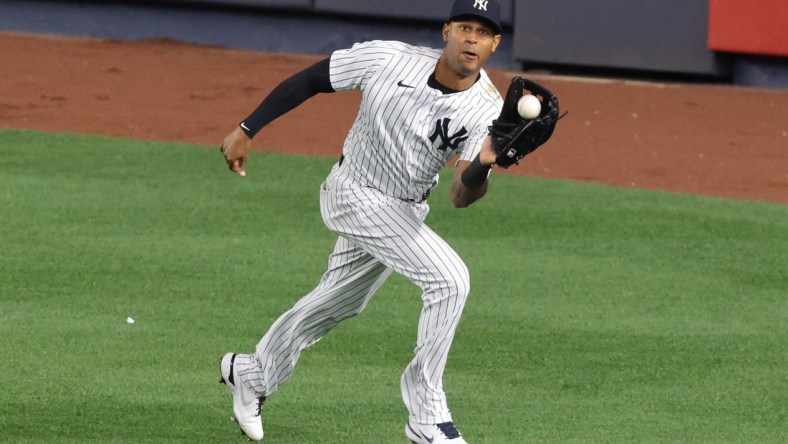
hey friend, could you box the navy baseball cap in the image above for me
[449,0,503,35]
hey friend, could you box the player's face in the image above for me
[442,20,501,77]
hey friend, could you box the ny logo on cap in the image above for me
[473,0,488,11]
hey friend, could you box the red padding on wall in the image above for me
[708,0,788,57]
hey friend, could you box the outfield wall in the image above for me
[514,0,724,76]
[2,0,786,87]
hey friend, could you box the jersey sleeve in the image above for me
[329,40,398,92]
[458,77,503,163]
[457,125,491,163]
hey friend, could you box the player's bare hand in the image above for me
[219,126,251,176]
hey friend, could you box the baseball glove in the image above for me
[489,77,563,168]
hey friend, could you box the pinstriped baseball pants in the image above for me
[235,166,470,425]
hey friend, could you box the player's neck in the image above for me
[434,58,481,91]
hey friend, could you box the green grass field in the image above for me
[1,129,785,443]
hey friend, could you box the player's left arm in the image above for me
[448,135,497,208]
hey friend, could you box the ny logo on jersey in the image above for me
[473,0,488,11]
[429,118,468,152]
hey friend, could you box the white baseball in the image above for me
[517,95,541,119]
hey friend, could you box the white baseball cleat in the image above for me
[219,353,265,441]
[405,419,468,443]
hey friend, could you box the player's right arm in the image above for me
[220,126,253,176]
[220,58,335,176]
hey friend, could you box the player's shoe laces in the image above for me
[219,353,265,441]
[405,419,468,443]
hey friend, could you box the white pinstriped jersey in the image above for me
[235,41,502,430]
[329,40,503,202]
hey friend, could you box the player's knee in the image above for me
[443,263,470,303]
[456,270,471,301]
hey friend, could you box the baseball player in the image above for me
[218,1,506,442]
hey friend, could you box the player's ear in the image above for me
[491,35,501,52]
[442,23,450,42]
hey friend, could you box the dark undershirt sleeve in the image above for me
[239,57,334,138]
